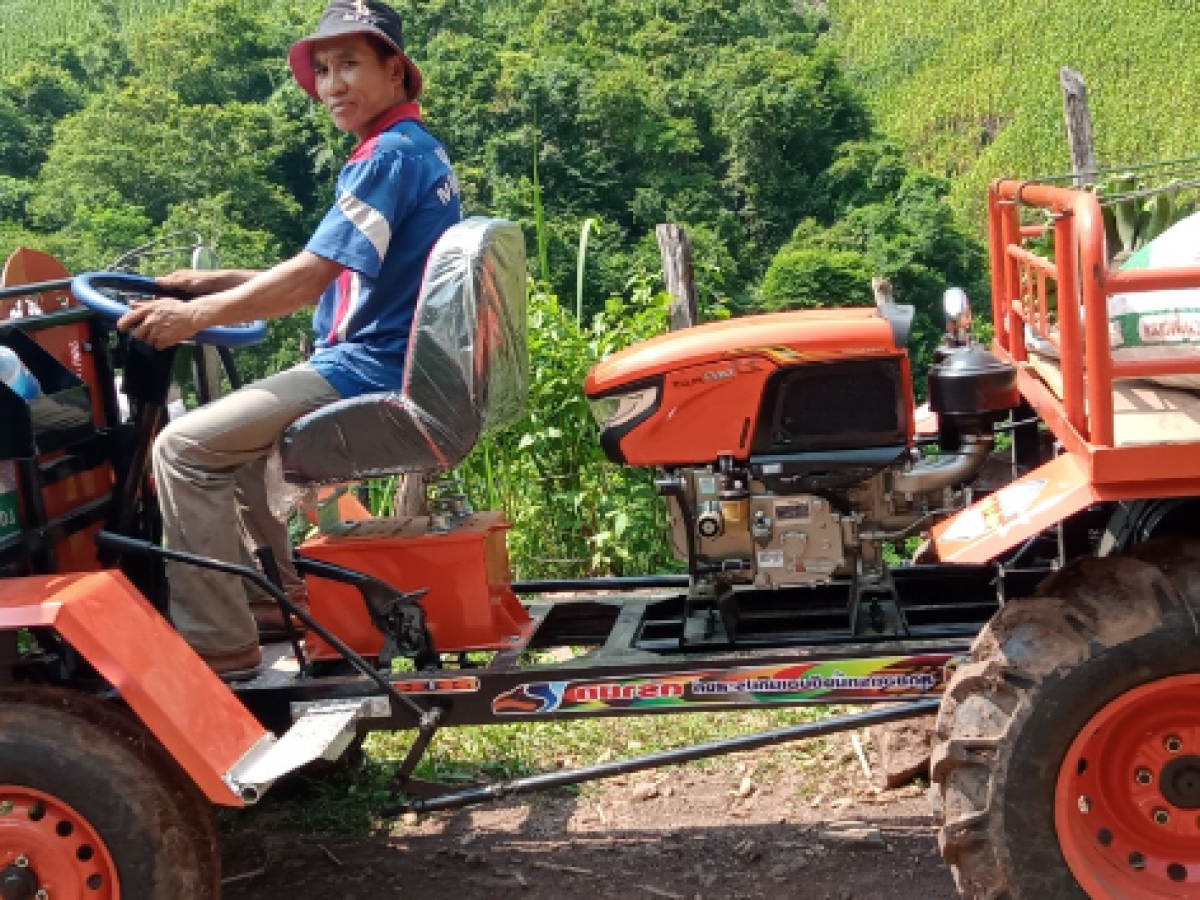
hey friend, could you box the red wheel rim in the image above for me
[1057,674,1200,898]
[0,786,118,899]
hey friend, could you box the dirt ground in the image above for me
[221,756,957,900]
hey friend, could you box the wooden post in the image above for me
[393,472,428,517]
[656,224,698,330]
[871,276,894,308]
[1060,67,1097,187]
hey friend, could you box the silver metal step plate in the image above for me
[225,698,370,798]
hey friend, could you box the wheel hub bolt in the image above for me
[1136,768,1154,785]
[34,891,47,900]
[1165,735,1184,754]
[1078,795,1092,814]
[0,802,12,817]
[1154,808,1171,826]
[13,856,28,868]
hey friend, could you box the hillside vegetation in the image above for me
[828,0,1200,222]
[0,1,186,67]
[11,0,1196,229]
[0,0,985,576]
[0,0,284,69]
[0,0,981,314]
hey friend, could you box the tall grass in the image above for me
[452,278,678,579]
[576,218,598,320]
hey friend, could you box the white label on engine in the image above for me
[757,550,785,569]
[697,476,718,495]
[775,500,812,521]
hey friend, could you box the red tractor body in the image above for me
[585,306,912,467]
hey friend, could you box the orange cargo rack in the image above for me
[988,178,1200,495]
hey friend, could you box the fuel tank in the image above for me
[584,306,915,467]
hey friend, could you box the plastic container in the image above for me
[0,346,42,401]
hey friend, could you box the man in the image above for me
[118,0,462,675]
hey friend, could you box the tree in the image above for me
[2,61,84,172]
[712,43,871,257]
[29,86,304,261]
[761,167,987,374]
[760,248,874,311]
[0,98,34,180]
[126,0,285,107]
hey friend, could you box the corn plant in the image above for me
[828,0,1200,227]
[0,0,304,68]
[1096,174,1182,265]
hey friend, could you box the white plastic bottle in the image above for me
[0,347,42,400]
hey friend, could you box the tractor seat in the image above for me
[279,217,528,485]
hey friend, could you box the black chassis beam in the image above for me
[235,628,971,733]
[235,560,1045,732]
[248,625,965,814]
[520,561,1045,651]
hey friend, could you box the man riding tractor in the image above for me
[117,0,462,676]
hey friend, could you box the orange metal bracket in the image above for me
[0,572,267,806]
[299,511,534,659]
[932,454,1099,564]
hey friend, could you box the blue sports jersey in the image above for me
[306,102,462,397]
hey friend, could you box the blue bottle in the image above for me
[0,347,42,400]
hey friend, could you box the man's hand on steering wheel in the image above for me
[73,272,267,348]
[117,297,205,350]
[156,268,252,296]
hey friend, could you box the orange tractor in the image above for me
[0,172,1199,898]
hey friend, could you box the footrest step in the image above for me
[230,698,370,793]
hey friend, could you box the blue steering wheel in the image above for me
[71,272,267,348]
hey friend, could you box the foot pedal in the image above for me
[227,698,370,796]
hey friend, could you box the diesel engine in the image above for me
[583,302,1019,627]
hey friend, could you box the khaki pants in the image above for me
[152,365,341,655]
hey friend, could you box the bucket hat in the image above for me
[288,0,424,101]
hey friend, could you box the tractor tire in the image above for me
[931,537,1200,899]
[0,686,220,899]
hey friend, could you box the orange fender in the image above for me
[0,571,268,806]
[932,454,1099,564]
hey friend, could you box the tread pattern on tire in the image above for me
[0,685,221,900]
[931,538,1200,900]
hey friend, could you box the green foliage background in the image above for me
[827,0,1200,224]
[0,0,1010,576]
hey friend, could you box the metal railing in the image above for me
[989,178,1200,448]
